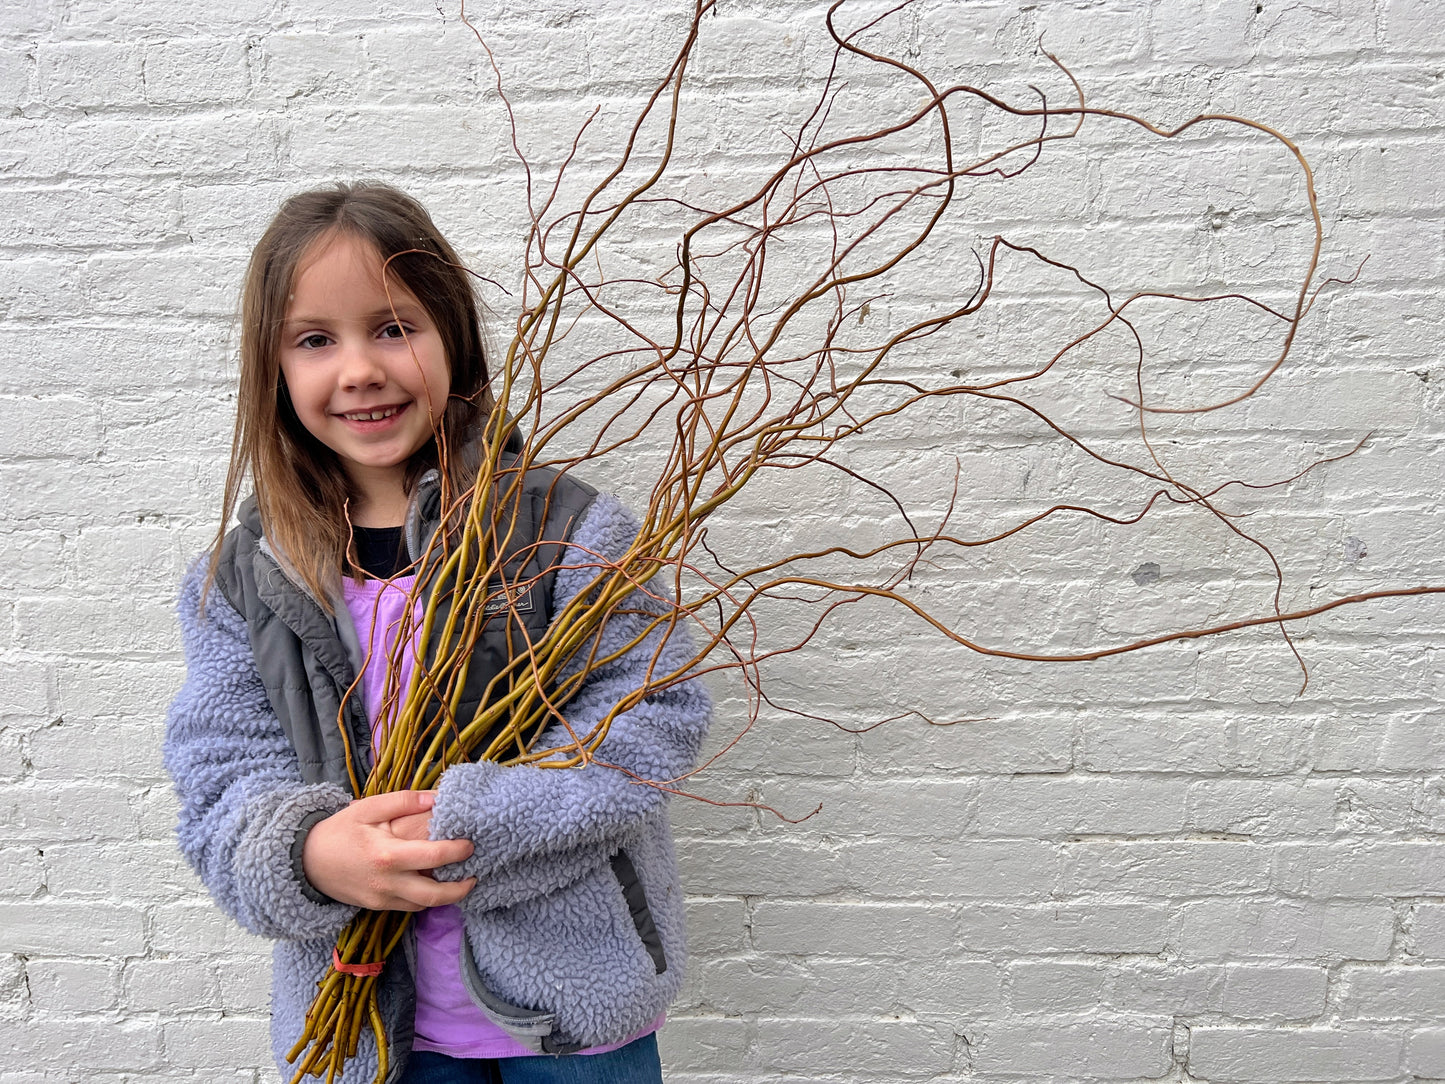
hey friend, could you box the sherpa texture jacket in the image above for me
[164,492,711,1083]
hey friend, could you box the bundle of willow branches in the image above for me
[285,2,1445,1079]
[284,407,675,1082]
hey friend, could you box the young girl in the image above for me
[164,183,711,1084]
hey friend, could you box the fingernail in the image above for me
[419,791,435,809]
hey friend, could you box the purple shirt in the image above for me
[341,574,660,1058]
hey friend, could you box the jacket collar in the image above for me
[235,422,527,602]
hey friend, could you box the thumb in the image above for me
[351,789,437,823]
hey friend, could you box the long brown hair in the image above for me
[208,182,494,605]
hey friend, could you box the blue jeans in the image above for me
[398,1034,663,1083]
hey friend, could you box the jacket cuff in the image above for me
[233,783,358,939]
[430,762,625,911]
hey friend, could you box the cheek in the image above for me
[278,362,315,410]
[427,349,453,402]
[278,361,335,435]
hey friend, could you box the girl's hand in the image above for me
[301,790,477,911]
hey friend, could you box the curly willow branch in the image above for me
[287,2,1445,1078]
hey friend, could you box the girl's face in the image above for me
[279,233,451,525]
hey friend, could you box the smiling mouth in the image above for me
[341,404,405,422]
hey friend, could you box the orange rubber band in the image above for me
[332,948,384,978]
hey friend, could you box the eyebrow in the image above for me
[283,305,425,329]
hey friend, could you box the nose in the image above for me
[336,339,387,390]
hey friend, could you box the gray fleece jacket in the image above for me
[164,489,711,1082]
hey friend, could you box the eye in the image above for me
[379,323,410,340]
[298,333,331,350]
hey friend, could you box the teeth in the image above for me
[345,406,400,421]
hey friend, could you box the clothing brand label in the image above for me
[483,586,535,616]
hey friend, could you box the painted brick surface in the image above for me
[3,1,1444,1081]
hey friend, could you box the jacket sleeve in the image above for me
[163,560,360,940]
[428,493,712,912]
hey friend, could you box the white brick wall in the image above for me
[3,1,1444,1081]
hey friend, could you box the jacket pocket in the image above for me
[611,848,667,974]
[457,926,585,1054]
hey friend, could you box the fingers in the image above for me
[388,874,477,911]
[347,839,475,911]
[388,810,433,842]
[301,794,474,909]
[351,789,438,824]
[379,837,474,872]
